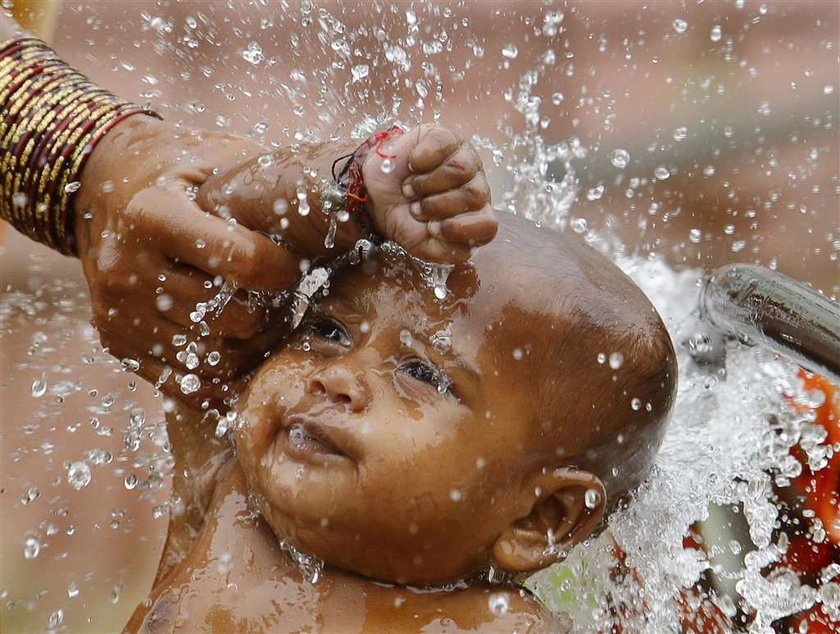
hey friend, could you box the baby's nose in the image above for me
[308,365,370,412]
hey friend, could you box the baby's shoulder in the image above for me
[361,584,568,634]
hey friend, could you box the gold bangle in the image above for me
[1,37,160,254]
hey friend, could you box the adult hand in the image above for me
[75,116,298,409]
[362,125,497,263]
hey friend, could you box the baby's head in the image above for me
[235,213,676,585]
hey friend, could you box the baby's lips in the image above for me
[283,415,359,461]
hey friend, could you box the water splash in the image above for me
[530,260,836,632]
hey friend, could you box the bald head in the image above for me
[468,214,677,509]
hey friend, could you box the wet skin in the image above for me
[127,215,674,632]
[234,254,561,585]
[127,253,566,632]
[126,464,559,633]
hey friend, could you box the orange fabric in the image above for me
[605,371,838,632]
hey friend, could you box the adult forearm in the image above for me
[196,141,368,261]
[0,32,155,254]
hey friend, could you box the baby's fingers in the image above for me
[409,174,490,221]
[408,126,461,174]
[405,144,481,198]
[431,207,498,247]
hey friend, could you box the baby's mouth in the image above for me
[283,421,347,459]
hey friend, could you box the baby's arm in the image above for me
[195,125,496,264]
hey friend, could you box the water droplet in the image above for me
[124,474,138,490]
[380,158,395,173]
[297,189,310,216]
[12,191,28,208]
[49,609,64,627]
[488,593,510,615]
[450,489,463,501]
[67,581,79,598]
[121,358,140,372]
[207,351,221,366]
[609,352,624,370]
[585,185,604,201]
[757,102,771,116]
[67,462,91,490]
[584,488,601,509]
[64,181,81,194]
[610,148,630,169]
[551,92,564,105]
[710,25,722,42]
[597,352,606,364]
[270,199,289,218]
[156,294,173,312]
[672,18,688,34]
[824,84,835,95]
[23,535,40,559]
[399,329,413,347]
[351,64,369,82]
[433,285,447,300]
[185,352,199,370]
[21,486,39,505]
[571,217,588,233]
[180,373,200,395]
[513,348,524,360]
[673,126,688,142]
[689,228,702,244]
[501,43,518,59]
[654,166,670,180]
[31,376,47,397]
[241,41,264,65]
[217,552,233,574]
[631,398,642,411]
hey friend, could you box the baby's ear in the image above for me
[491,468,606,573]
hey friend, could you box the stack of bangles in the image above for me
[0,37,159,254]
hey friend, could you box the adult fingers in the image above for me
[409,174,490,220]
[124,186,300,292]
[130,322,290,409]
[99,309,252,382]
[405,145,481,197]
[158,263,274,340]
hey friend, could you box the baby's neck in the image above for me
[129,459,562,633]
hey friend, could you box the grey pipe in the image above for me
[700,264,840,384]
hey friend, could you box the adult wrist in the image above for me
[0,36,159,255]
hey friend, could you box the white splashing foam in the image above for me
[531,258,832,632]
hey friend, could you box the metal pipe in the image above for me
[700,264,840,384]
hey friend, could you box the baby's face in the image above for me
[235,257,537,584]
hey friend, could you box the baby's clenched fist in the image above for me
[362,124,497,263]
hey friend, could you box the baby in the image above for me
[125,126,676,632]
